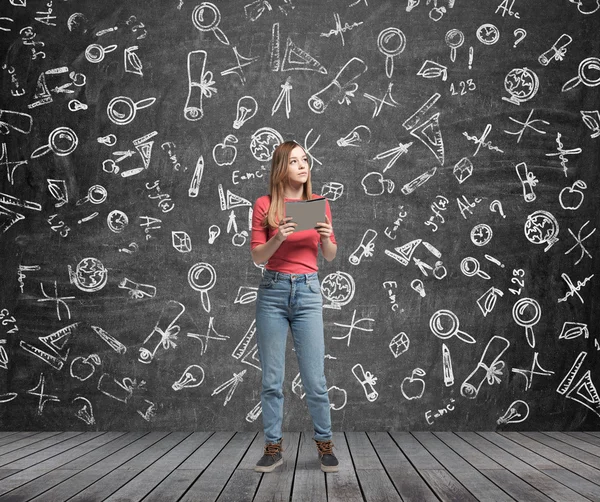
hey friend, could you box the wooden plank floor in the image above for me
[0,431,599,501]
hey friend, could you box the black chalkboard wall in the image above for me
[0,0,598,432]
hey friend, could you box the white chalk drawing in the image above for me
[377,27,406,78]
[361,172,394,196]
[352,363,378,401]
[503,67,539,105]
[383,280,399,311]
[417,60,448,81]
[308,57,367,113]
[91,325,126,354]
[497,400,529,424]
[184,50,216,121]
[384,238,421,266]
[38,281,74,321]
[107,96,155,126]
[512,297,541,348]
[558,272,594,304]
[429,309,476,344]
[124,46,143,76]
[559,321,589,340]
[292,373,305,399]
[410,279,425,298]
[220,46,260,84]
[208,224,221,244]
[568,0,600,15]
[18,264,39,294]
[68,99,87,112]
[0,203,24,234]
[496,0,520,18]
[3,63,26,97]
[213,135,238,166]
[565,221,596,265]
[504,109,549,144]
[515,162,537,202]
[0,392,17,403]
[476,23,500,45]
[20,25,46,61]
[424,195,449,232]
[70,354,101,381]
[232,319,259,365]
[0,340,8,370]
[328,386,347,411]
[73,396,95,425]
[489,200,506,219]
[212,369,247,406]
[19,323,76,371]
[364,82,399,118]
[76,184,107,206]
[463,124,504,156]
[137,400,157,422]
[470,224,493,247]
[30,126,78,158]
[0,109,32,135]
[188,262,216,312]
[188,317,230,356]
[246,401,262,422]
[461,336,509,399]
[98,374,142,403]
[106,210,128,233]
[320,12,363,46]
[78,212,98,225]
[545,132,581,177]
[321,271,355,310]
[460,257,491,280]
[119,242,139,254]
[321,182,344,201]
[581,110,600,138]
[401,368,426,400]
[1,143,28,185]
[402,167,437,196]
[445,29,464,62]
[557,351,600,417]
[233,287,258,305]
[172,231,192,253]
[280,36,326,73]
[477,287,504,317]
[217,184,252,211]
[402,93,444,165]
[524,210,559,251]
[68,257,108,293]
[332,309,374,347]
[373,141,412,172]
[272,78,292,118]
[539,34,572,65]
[303,128,322,166]
[192,2,229,45]
[453,157,473,184]
[349,229,377,265]
[27,373,59,414]
[139,301,185,363]
[172,365,205,391]
[249,127,284,162]
[513,29,527,47]
[389,332,410,358]
[442,343,454,386]
[512,352,554,391]
[233,96,258,129]
[97,134,117,146]
[562,57,600,92]
[119,277,156,299]
[85,43,117,63]
[189,155,204,197]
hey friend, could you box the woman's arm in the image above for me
[250,217,296,265]
[320,236,337,261]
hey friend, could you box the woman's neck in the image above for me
[283,186,304,199]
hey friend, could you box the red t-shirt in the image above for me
[250,194,337,273]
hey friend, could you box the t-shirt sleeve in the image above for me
[251,197,269,251]
[322,198,337,246]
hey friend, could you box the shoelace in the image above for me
[264,442,282,457]
[316,441,334,455]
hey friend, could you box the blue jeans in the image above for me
[255,268,332,444]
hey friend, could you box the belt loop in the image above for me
[274,271,279,282]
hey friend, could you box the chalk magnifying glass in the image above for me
[377,27,406,78]
[460,257,491,280]
[512,297,541,348]
[85,43,117,63]
[31,126,78,158]
[107,95,156,126]
[192,2,230,46]
[562,57,600,92]
[188,262,217,313]
[76,185,108,206]
[445,29,464,63]
[429,309,476,344]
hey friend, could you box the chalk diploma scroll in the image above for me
[285,197,326,232]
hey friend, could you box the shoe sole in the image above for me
[254,457,283,473]
[321,464,339,473]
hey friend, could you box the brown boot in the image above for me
[315,439,339,472]
[255,439,284,472]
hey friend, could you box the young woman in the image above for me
[250,141,339,473]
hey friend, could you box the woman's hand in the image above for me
[275,217,297,242]
[315,215,333,241]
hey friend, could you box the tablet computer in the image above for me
[285,197,326,232]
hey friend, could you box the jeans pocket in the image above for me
[307,279,321,294]
[259,277,275,289]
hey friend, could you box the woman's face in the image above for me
[286,145,309,187]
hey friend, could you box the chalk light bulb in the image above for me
[208,225,221,244]
[410,279,426,297]
[337,125,372,147]
[497,400,529,424]
[172,364,205,391]
[233,96,258,130]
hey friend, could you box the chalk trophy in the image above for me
[139,300,185,363]
[460,335,510,399]
[308,57,367,114]
[352,363,378,402]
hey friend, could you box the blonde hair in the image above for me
[263,141,313,229]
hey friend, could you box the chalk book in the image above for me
[285,197,326,232]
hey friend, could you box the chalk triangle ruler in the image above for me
[282,38,327,74]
